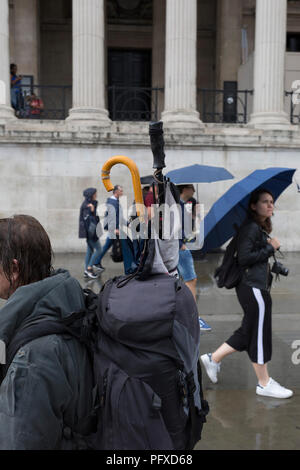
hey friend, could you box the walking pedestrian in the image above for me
[201,188,293,399]
[0,215,94,449]
[93,184,132,273]
[79,187,102,279]
[178,185,212,332]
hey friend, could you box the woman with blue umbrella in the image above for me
[201,188,293,399]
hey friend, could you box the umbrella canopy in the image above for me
[200,167,296,253]
[166,164,234,184]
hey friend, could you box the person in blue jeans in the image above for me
[93,185,135,275]
[79,187,102,279]
[10,63,22,112]
[178,185,212,332]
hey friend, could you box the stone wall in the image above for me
[0,121,300,253]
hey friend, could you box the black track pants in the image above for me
[226,283,272,364]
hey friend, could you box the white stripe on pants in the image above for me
[252,288,265,365]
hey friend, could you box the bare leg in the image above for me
[252,363,270,387]
[211,342,236,363]
[185,278,197,301]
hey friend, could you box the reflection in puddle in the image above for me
[196,389,299,450]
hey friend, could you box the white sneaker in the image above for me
[84,269,99,280]
[256,378,293,399]
[93,264,105,274]
[200,353,220,384]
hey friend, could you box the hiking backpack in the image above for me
[214,228,243,289]
[2,273,209,450]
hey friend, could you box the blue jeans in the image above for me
[85,239,102,269]
[177,249,197,282]
[95,237,114,264]
[11,88,21,110]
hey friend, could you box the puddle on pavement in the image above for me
[195,389,300,450]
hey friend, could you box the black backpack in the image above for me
[214,228,243,289]
[110,236,123,263]
[2,273,209,451]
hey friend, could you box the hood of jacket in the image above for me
[0,269,85,347]
[83,187,97,202]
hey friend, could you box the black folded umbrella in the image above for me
[140,175,155,185]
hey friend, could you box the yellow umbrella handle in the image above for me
[101,155,144,219]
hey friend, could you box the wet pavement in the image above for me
[2,250,299,450]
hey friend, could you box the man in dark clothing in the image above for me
[0,215,94,449]
[93,184,124,271]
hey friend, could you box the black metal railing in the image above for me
[285,91,300,124]
[12,85,72,120]
[197,88,254,124]
[11,84,300,126]
[107,86,163,121]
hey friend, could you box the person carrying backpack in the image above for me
[0,215,94,450]
[0,214,209,451]
[201,188,293,399]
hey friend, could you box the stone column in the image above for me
[162,0,202,129]
[249,0,290,129]
[0,0,16,122]
[67,0,110,127]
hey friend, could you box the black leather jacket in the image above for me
[237,219,275,291]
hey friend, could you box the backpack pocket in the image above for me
[99,363,174,450]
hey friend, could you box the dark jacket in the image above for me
[79,188,99,240]
[237,219,275,290]
[106,196,120,230]
[0,270,94,450]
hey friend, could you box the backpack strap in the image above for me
[2,314,85,380]
[185,371,197,450]
[1,288,98,381]
[185,363,209,450]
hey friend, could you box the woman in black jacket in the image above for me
[201,188,293,399]
[79,188,102,279]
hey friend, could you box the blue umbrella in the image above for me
[166,164,234,184]
[200,167,297,253]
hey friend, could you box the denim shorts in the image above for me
[177,249,197,282]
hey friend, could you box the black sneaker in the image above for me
[93,264,105,274]
[84,269,99,279]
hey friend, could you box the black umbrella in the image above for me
[140,175,155,185]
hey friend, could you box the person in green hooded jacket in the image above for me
[0,215,94,450]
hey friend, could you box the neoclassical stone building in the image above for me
[0,0,300,252]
